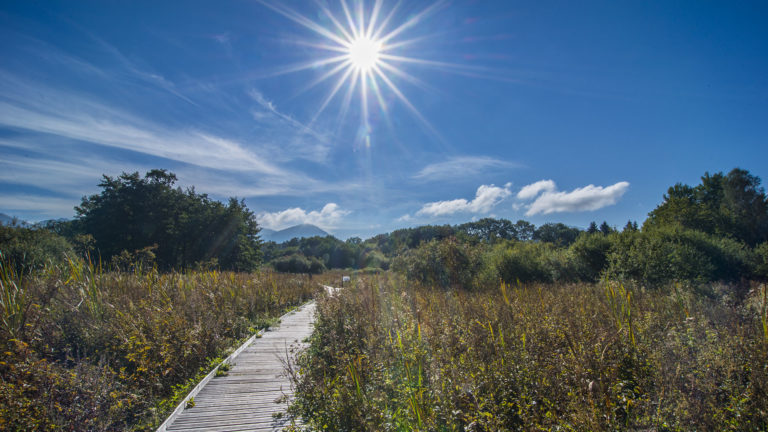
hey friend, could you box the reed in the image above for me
[288,274,768,431]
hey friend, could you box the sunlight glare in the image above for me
[257,0,452,142]
[348,36,382,72]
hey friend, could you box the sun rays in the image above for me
[256,0,451,144]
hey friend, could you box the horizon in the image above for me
[2,0,767,239]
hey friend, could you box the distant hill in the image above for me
[0,213,70,228]
[0,213,28,227]
[260,224,330,243]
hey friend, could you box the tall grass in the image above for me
[288,275,768,431]
[0,259,316,431]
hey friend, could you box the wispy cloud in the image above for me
[415,183,512,217]
[0,72,292,175]
[518,180,630,216]
[0,194,79,220]
[248,88,331,163]
[0,151,135,195]
[258,203,351,231]
[413,156,517,181]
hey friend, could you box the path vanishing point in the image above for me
[157,301,317,432]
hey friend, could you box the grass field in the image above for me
[0,257,316,431]
[288,274,768,431]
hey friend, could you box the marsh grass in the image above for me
[288,274,768,431]
[0,259,315,430]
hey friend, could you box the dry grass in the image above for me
[288,274,768,431]
[0,257,316,431]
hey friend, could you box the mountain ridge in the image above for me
[260,223,331,243]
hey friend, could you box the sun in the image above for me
[257,0,454,142]
[347,36,382,72]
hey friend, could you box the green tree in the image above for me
[512,219,536,241]
[587,221,599,234]
[457,218,516,243]
[646,168,768,245]
[599,221,614,235]
[534,223,581,246]
[75,170,262,271]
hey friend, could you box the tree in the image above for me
[75,170,262,271]
[534,223,581,246]
[587,221,599,234]
[457,218,516,243]
[599,221,613,235]
[512,220,536,241]
[623,220,639,232]
[645,168,768,245]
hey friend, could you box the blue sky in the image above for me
[1,0,767,239]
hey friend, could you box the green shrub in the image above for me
[570,232,613,281]
[756,242,768,280]
[390,237,483,289]
[607,227,754,285]
[489,240,576,284]
[0,225,74,275]
[272,253,325,274]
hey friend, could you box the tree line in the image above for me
[2,167,766,284]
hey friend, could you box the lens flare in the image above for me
[256,0,459,143]
[348,36,382,72]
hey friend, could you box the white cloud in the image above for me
[258,203,350,230]
[516,179,555,200]
[396,214,413,222]
[519,181,630,216]
[0,194,79,220]
[413,156,517,181]
[416,183,512,217]
[0,74,285,175]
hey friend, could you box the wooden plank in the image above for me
[157,302,315,432]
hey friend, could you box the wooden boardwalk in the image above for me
[158,302,316,432]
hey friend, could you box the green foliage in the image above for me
[646,168,768,246]
[75,169,262,271]
[607,227,754,285]
[570,232,613,282]
[272,253,326,274]
[490,240,578,284]
[756,242,768,281]
[390,237,483,289]
[534,222,582,246]
[289,276,768,431]
[0,225,74,275]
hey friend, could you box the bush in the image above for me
[607,227,754,285]
[489,240,577,284]
[0,225,74,275]
[289,276,768,431]
[570,232,613,281]
[390,237,483,289]
[755,242,768,280]
[272,253,325,274]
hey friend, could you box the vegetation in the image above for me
[2,166,768,430]
[0,258,314,430]
[288,276,768,431]
[285,167,768,430]
[60,169,263,271]
[0,224,74,275]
